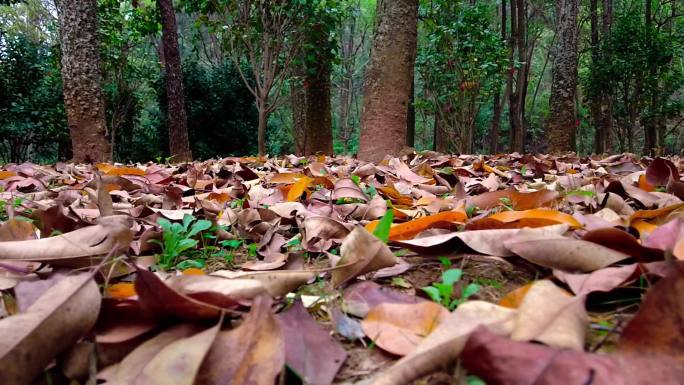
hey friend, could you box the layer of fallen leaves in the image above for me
[0,152,683,385]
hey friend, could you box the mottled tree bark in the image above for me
[508,0,528,153]
[292,69,307,155]
[303,59,333,155]
[434,115,448,153]
[547,0,579,153]
[56,0,111,163]
[358,0,418,162]
[158,0,192,161]
[490,0,507,154]
[406,80,415,147]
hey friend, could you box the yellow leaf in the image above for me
[287,176,312,202]
[182,268,205,276]
[366,211,467,241]
[488,208,581,229]
[631,219,658,238]
[269,173,305,184]
[630,203,684,223]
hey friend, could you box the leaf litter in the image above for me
[0,153,683,384]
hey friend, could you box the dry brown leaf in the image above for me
[210,269,315,297]
[370,301,517,385]
[332,226,398,287]
[510,280,587,350]
[0,215,132,265]
[361,301,449,356]
[504,232,631,272]
[0,273,100,385]
[394,224,568,256]
[195,296,285,385]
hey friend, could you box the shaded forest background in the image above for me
[1,0,683,164]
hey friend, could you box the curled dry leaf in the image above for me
[134,266,225,321]
[461,326,684,385]
[132,318,222,385]
[366,210,467,241]
[0,273,101,385]
[487,208,582,228]
[0,215,132,265]
[581,227,663,261]
[106,324,203,385]
[342,280,424,318]
[394,224,568,257]
[510,280,587,350]
[503,232,631,272]
[195,296,285,385]
[466,189,559,211]
[276,301,348,385]
[371,301,517,385]
[361,301,449,356]
[332,226,398,288]
[210,269,316,297]
[554,264,643,295]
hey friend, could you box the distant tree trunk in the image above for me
[158,0,192,162]
[596,0,614,153]
[56,0,111,163]
[406,80,415,147]
[508,0,528,153]
[643,0,657,155]
[490,0,507,154]
[292,71,306,155]
[434,115,447,152]
[257,106,267,156]
[358,0,418,162]
[547,0,579,153]
[304,43,333,155]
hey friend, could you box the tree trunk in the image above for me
[434,115,447,152]
[158,0,192,162]
[508,0,528,153]
[406,80,416,147]
[258,107,267,156]
[292,74,306,155]
[304,52,334,155]
[358,0,418,162]
[490,0,506,154]
[56,0,110,163]
[547,0,579,153]
[598,0,614,153]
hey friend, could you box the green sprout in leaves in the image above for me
[373,208,394,243]
[150,214,212,270]
[498,197,514,211]
[422,268,480,310]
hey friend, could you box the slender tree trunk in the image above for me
[547,0,580,153]
[56,0,111,163]
[358,0,419,162]
[434,115,447,152]
[292,74,306,155]
[304,41,334,155]
[508,0,527,153]
[490,0,507,154]
[257,106,267,156]
[158,0,192,161]
[406,80,416,147]
[599,0,614,152]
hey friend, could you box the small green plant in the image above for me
[351,174,361,185]
[465,205,478,218]
[520,165,527,176]
[219,239,243,265]
[373,206,394,243]
[0,197,24,221]
[498,197,514,211]
[151,214,212,269]
[422,268,480,310]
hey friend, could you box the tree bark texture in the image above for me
[547,0,580,153]
[158,0,192,161]
[303,62,333,155]
[406,80,416,147]
[358,0,418,162]
[508,0,529,153]
[56,0,111,163]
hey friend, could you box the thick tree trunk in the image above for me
[56,0,111,163]
[358,0,418,162]
[547,0,579,153]
[508,0,528,153]
[158,0,192,162]
[304,52,334,155]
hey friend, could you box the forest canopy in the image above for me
[1,0,683,163]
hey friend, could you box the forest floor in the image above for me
[0,152,683,385]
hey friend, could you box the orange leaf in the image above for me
[630,203,684,223]
[107,282,137,299]
[467,189,559,211]
[387,211,467,241]
[182,268,205,276]
[269,173,306,184]
[631,219,658,238]
[0,171,16,180]
[674,239,684,260]
[639,174,655,192]
[499,282,533,309]
[96,163,145,176]
[487,209,581,229]
[377,186,414,207]
[287,176,312,202]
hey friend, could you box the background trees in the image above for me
[1,0,683,163]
